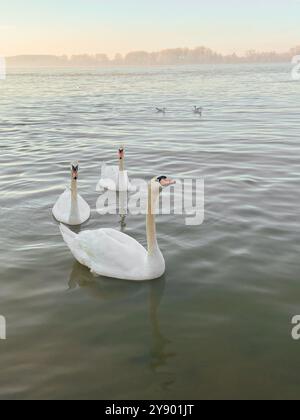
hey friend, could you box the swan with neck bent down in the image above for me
[52,162,90,226]
[60,176,176,281]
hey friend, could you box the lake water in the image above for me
[0,63,300,400]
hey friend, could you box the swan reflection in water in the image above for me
[148,276,176,375]
[118,191,127,232]
[68,262,176,381]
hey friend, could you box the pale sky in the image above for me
[0,0,299,57]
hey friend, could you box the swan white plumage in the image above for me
[96,146,136,192]
[52,162,90,226]
[60,176,176,281]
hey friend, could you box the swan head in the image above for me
[157,176,176,187]
[150,176,176,193]
[118,146,125,161]
[71,161,79,181]
[148,176,176,215]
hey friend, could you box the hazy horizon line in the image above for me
[4,45,300,67]
[5,44,300,58]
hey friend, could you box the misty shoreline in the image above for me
[5,46,299,67]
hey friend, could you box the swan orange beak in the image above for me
[118,148,124,160]
[160,178,176,187]
[72,165,78,180]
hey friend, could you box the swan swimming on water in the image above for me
[60,176,176,281]
[194,106,203,116]
[96,146,136,192]
[52,162,91,226]
[156,107,166,114]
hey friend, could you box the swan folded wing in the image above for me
[52,189,71,224]
[97,178,118,191]
[97,165,119,191]
[60,224,91,267]
[127,182,137,193]
[77,195,91,220]
[78,228,148,279]
[98,167,135,192]
[101,165,119,183]
[53,189,90,225]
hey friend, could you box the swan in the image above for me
[156,107,166,114]
[52,162,91,226]
[194,106,203,116]
[96,146,136,192]
[60,176,176,281]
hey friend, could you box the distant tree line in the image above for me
[6,46,300,67]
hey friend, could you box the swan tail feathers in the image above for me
[59,224,78,251]
[59,224,90,268]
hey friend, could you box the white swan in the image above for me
[60,176,176,281]
[96,146,136,192]
[52,162,91,226]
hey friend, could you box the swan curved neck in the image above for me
[69,178,79,223]
[71,179,78,202]
[147,183,160,256]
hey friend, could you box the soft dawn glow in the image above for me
[0,0,299,56]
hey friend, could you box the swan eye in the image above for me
[157,176,167,183]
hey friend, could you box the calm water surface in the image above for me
[0,64,300,400]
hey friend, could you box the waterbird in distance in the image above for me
[156,108,166,114]
[194,106,203,116]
